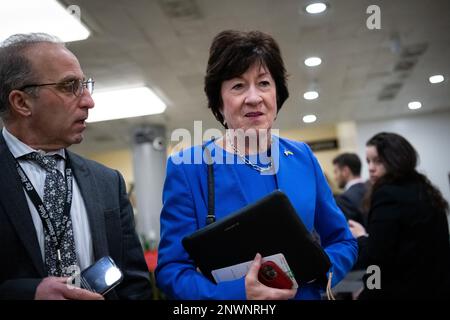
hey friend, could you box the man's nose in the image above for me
[80,90,95,109]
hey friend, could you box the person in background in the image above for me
[156,30,357,300]
[0,33,152,300]
[349,132,450,299]
[333,153,368,227]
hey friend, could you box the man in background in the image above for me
[0,33,151,299]
[332,153,368,297]
[333,153,368,228]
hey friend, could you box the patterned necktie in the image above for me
[25,152,78,277]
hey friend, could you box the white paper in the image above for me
[211,253,298,288]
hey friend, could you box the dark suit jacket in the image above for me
[335,182,368,227]
[356,180,450,299]
[0,134,152,300]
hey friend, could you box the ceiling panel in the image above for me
[6,0,447,153]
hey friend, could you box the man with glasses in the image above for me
[0,33,152,300]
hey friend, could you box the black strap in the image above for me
[15,153,74,252]
[202,139,215,225]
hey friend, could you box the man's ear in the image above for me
[343,166,352,178]
[8,90,33,117]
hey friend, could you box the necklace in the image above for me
[226,132,273,173]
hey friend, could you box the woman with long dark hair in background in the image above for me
[349,132,450,299]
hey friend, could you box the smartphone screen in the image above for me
[80,256,123,295]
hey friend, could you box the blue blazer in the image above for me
[156,137,357,299]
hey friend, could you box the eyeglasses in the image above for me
[18,78,95,97]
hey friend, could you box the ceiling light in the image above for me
[303,91,319,100]
[408,101,422,110]
[88,87,167,123]
[0,0,90,43]
[304,57,322,67]
[429,74,444,84]
[305,2,327,14]
[303,115,317,123]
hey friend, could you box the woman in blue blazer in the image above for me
[156,30,357,300]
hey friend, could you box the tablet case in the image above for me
[182,190,331,287]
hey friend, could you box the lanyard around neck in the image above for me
[14,154,74,255]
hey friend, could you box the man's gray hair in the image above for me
[0,33,64,121]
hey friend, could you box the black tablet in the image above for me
[182,190,331,287]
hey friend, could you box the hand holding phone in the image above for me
[80,256,123,295]
[258,261,293,289]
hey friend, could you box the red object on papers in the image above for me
[144,249,158,272]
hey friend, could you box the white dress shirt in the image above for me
[2,127,94,271]
[344,177,365,191]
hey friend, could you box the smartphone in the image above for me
[80,256,123,295]
[258,261,293,289]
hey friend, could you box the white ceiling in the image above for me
[43,0,450,153]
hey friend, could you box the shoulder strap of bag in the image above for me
[202,139,215,225]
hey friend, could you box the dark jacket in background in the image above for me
[335,182,368,227]
[356,180,450,299]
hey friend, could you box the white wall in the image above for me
[355,110,450,204]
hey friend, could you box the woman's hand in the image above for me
[348,219,368,238]
[245,253,297,300]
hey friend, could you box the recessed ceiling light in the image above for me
[303,91,319,100]
[408,101,422,110]
[0,0,90,42]
[304,57,322,67]
[88,87,167,123]
[429,74,444,84]
[303,115,317,123]
[305,2,327,14]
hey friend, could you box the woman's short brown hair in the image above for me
[204,30,289,127]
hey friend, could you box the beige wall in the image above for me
[336,121,358,152]
[86,148,134,188]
